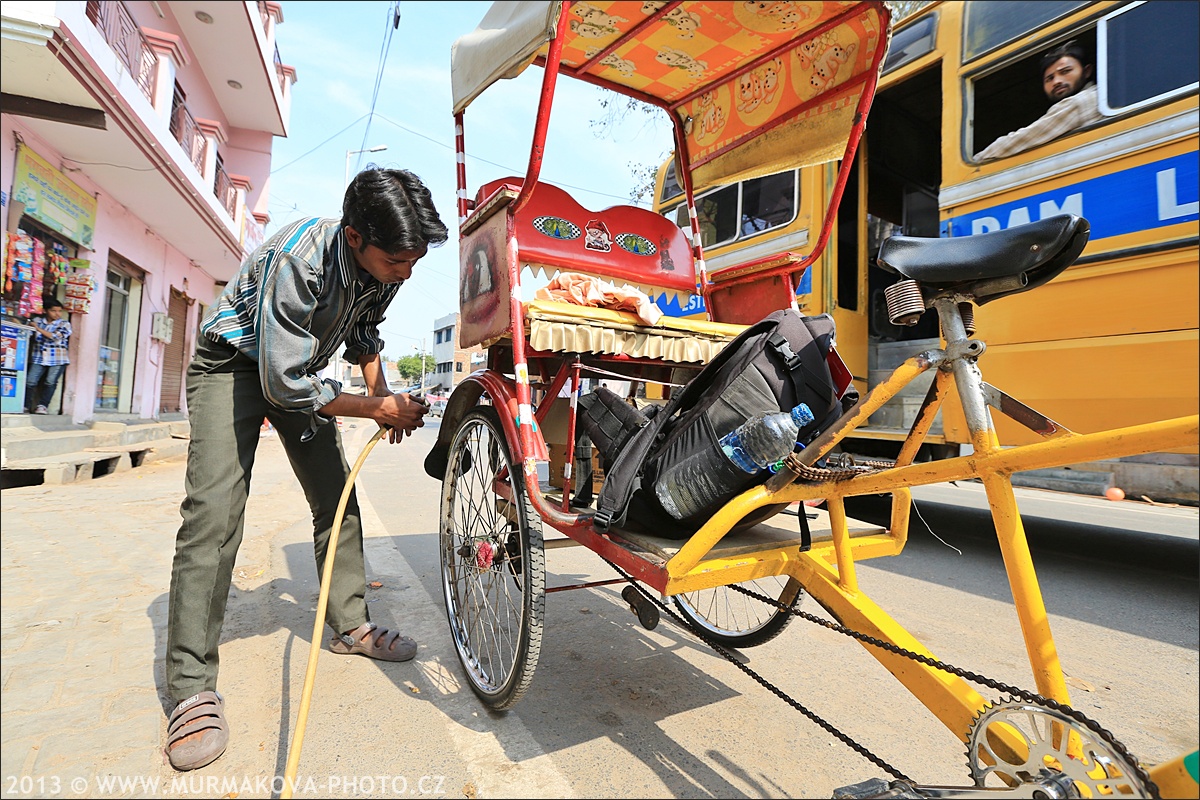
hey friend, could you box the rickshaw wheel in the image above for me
[439,406,545,710]
[672,576,801,648]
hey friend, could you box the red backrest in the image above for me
[475,177,696,295]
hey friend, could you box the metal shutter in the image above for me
[159,289,188,413]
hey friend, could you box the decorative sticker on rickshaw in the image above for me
[583,220,612,252]
[614,232,658,256]
[458,210,509,348]
[532,215,581,240]
[658,238,677,272]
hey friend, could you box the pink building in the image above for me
[1,0,294,421]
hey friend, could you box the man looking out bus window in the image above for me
[976,40,1102,161]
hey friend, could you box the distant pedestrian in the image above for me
[164,168,448,771]
[25,299,70,414]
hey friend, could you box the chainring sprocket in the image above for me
[966,698,1152,797]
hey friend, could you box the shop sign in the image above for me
[241,213,265,256]
[12,145,98,248]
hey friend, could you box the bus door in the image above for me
[831,145,869,401]
[844,58,946,451]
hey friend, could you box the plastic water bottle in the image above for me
[654,404,814,521]
[720,403,815,473]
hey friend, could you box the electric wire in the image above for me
[353,1,401,177]
[271,114,371,175]
[374,112,643,205]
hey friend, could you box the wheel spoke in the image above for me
[438,408,544,709]
[673,575,799,648]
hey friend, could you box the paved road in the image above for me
[359,419,1198,797]
[1,418,1195,799]
[843,480,1198,576]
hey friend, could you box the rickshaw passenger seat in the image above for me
[473,176,697,299]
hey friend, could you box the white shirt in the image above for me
[977,83,1102,161]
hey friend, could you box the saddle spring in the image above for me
[884,279,976,336]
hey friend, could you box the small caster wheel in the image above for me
[622,585,659,631]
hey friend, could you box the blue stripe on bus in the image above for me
[943,152,1199,240]
[654,261,812,317]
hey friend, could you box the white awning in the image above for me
[450,1,561,115]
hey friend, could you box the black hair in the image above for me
[44,299,64,311]
[1040,40,1090,75]
[342,167,449,254]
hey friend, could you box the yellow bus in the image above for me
[652,0,1199,502]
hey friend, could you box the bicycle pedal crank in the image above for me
[621,585,660,630]
[834,773,1077,799]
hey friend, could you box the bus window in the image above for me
[963,0,1088,63]
[740,171,796,237]
[883,13,938,75]
[661,169,797,248]
[1099,0,1200,114]
[660,158,683,205]
[696,185,739,247]
[970,30,1099,160]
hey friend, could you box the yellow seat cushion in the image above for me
[521,299,746,364]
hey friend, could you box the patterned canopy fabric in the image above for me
[451,1,891,186]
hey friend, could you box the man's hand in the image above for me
[375,392,429,443]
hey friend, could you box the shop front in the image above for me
[2,144,99,416]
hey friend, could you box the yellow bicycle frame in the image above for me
[656,297,1199,793]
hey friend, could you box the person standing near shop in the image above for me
[25,299,70,414]
[164,167,448,771]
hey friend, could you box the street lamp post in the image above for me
[414,339,426,396]
[345,145,388,189]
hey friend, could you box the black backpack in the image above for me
[586,308,855,538]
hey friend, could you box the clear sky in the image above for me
[265,2,676,361]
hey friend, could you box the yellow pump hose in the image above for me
[280,426,387,799]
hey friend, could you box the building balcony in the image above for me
[1,1,293,281]
[83,0,156,102]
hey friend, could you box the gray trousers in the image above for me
[166,336,369,703]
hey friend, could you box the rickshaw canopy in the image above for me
[451,1,891,188]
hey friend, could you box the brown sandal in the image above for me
[330,622,417,662]
[166,691,228,771]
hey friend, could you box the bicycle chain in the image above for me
[725,581,1162,798]
[791,454,897,482]
[606,558,1159,796]
[606,562,914,784]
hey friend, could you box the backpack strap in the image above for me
[766,328,835,412]
[796,505,812,552]
[592,413,662,531]
[765,316,837,440]
[593,316,779,532]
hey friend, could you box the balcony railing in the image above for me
[213,162,237,219]
[85,0,157,102]
[169,101,205,175]
[274,44,286,93]
[257,0,271,31]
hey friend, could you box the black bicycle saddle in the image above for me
[876,215,1090,304]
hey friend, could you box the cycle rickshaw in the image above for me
[424,3,1200,796]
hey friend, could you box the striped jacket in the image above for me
[200,217,400,434]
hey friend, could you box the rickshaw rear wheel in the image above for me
[673,576,801,648]
[439,406,545,710]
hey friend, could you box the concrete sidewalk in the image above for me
[0,422,471,799]
[3,420,1195,799]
